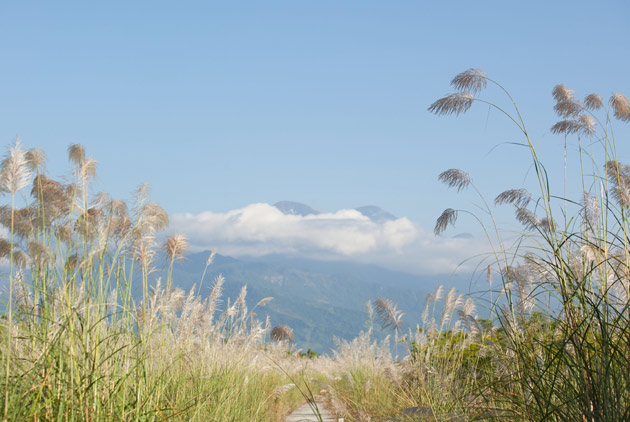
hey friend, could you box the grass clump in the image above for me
[0,142,306,421]
[325,70,630,422]
[428,69,630,421]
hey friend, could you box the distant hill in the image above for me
[273,201,319,216]
[354,205,397,223]
[168,251,471,354]
[273,201,399,224]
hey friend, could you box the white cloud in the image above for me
[171,203,490,275]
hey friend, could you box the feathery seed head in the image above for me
[0,238,10,258]
[610,93,630,122]
[28,241,52,266]
[552,84,575,102]
[551,120,582,135]
[0,138,32,195]
[515,207,539,231]
[25,148,46,172]
[12,250,28,269]
[451,68,487,93]
[0,206,35,238]
[365,300,374,322]
[428,92,474,116]
[68,144,85,167]
[538,217,554,232]
[495,188,531,208]
[434,208,458,235]
[434,285,444,302]
[553,100,582,118]
[206,249,217,266]
[134,183,151,205]
[270,325,294,343]
[56,225,73,245]
[605,160,630,207]
[80,158,97,180]
[584,93,603,110]
[582,192,599,227]
[373,297,404,331]
[109,199,128,217]
[461,297,477,319]
[31,175,71,216]
[140,202,169,232]
[163,233,188,263]
[439,168,471,192]
[578,114,597,135]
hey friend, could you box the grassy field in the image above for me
[2,69,630,421]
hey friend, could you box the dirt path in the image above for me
[284,400,340,422]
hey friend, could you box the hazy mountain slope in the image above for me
[169,251,437,353]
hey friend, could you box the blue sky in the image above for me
[1,1,629,273]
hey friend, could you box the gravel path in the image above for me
[285,400,340,422]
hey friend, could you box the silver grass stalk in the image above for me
[605,160,630,207]
[428,92,474,116]
[434,208,458,235]
[365,300,374,325]
[12,270,32,313]
[79,158,97,181]
[0,139,32,195]
[440,287,462,328]
[434,285,444,302]
[495,188,531,208]
[206,249,217,266]
[373,297,404,331]
[582,193,599,229]
[422,302,430,327]
[254,297,273,308]
[206,274,225,320]
[235,284,248,317]
[610,93,630,122]
[450,68,487,93]
[461,297,477,319]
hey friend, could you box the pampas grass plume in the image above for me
[610,93,630,122]
[428,92,475,116]
[434,208,458,235]
[451,68,487,93]
[0,139,32,195]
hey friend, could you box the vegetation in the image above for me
[0,143,310,421]
[325,70,630,421]
[1,68,629,421]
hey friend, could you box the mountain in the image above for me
[168,251,466,354]
[273,201,319,216]
[273,201,398,224]
[354,205,397,223]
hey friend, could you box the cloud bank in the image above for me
[171,203,488,274]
